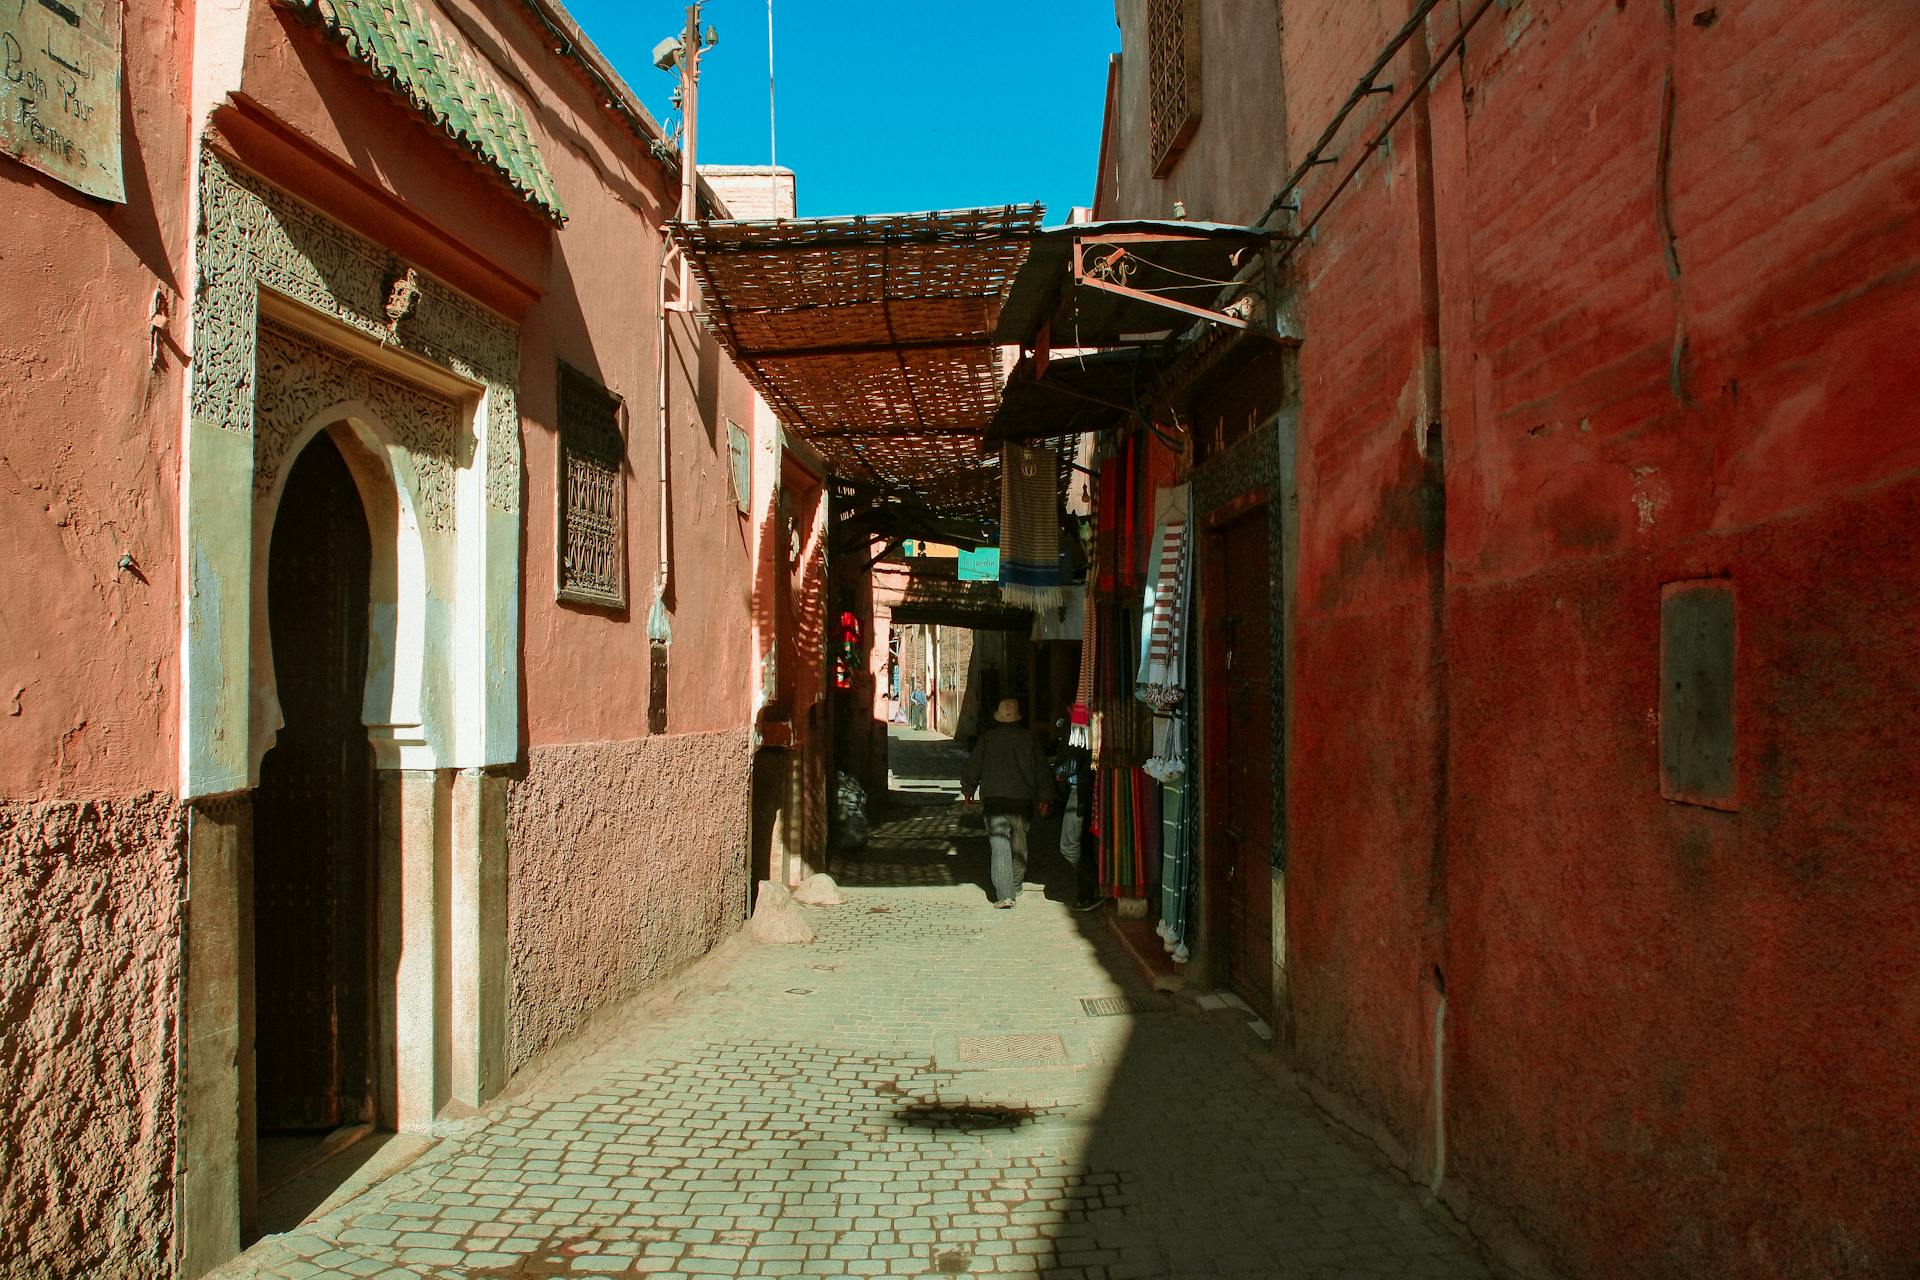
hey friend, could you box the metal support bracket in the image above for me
[1071,233,1259,332]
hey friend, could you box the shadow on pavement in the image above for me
[828,724,1500,1280]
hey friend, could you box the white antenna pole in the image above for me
[767,0,779,214]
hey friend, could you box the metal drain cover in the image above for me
[933,1028,1090,1072]
[1080,993,1172,1017]
[955,1034,1068,1064]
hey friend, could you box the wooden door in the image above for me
[1206,509,1274,1012]
[254,433,376,1132]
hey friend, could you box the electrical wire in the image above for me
[1274,0,1500,270]
[1257,0,1449,227]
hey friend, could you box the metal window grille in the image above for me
[1147,0,1203,177]
[556,364,626,608]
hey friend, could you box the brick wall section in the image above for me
[0,795,184,1278]
[504,731,751,1071]
[702,167,798,221]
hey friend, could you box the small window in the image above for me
[1148,0,1202,177]
[1660,579,1736,809]
[556,364,626,609]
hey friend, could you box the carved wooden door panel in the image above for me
[1207,511,1275,1013]
[254,433,375,1132]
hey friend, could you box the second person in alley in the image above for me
[960,698,1054,908]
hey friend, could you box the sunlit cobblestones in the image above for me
[218,784,1498,1280]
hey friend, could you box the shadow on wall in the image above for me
[750,456,830,894]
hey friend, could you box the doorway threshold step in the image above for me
[1103,905,1187,992]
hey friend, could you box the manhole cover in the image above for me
[954,1033,1069,1065]
[1079,993,1171,1017]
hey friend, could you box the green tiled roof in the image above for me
[287,0,566,223]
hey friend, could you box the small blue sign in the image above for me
[957,548,1001,581]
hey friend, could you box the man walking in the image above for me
[961,698,1054,908]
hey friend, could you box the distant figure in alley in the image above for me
[960,698,1054,908]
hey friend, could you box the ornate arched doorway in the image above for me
[253,430,378,1137]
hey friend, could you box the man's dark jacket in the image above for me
[962,724,1054,817]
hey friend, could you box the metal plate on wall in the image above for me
[1,0,124,202]
[1660,579,1737,809]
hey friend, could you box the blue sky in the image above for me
[566,1,1117,221]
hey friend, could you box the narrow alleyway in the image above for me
[219,729,1498,1280]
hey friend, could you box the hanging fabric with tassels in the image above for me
[997,441,1069,609]
[1136,484,1192,778]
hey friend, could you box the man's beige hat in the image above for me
[993,698,1021,724]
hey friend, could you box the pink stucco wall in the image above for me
[1098,1,1920,1275]
[2,2,766,1272]
[0,3,195,1272]
[224,0,764,1076]
[0,795,185,1277]
[504,729,751,1070]
[0,3,192,800]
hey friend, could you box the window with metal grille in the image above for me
[555,364,626,608]
[1148,0,1202,178]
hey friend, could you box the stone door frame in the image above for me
[175,153,518,1276]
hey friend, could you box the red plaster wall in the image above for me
[0,3,192,799]
[1279,0,1447,1172]
[1104,0,1920,1274]
[1434,3,1920,1275]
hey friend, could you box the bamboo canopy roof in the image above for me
[671,206,1044,520]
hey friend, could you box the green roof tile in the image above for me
[287,0,567,223]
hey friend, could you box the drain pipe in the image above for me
[651,2,710,651]
[651,229,673,648]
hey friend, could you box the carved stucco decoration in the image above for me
[254,320,463,530]
[192,153,521,512]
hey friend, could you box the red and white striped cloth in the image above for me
[1136,484,1191,718]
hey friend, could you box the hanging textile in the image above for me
[1120,435,1141,589]
[1092,598,1152,769]
[998,441,1068,609]
[1093,448,1119,596]
[1135,485,1191,778]
[1156,772,1191,961]
[1136,485,1191,707]
[1068,581,1098,748]
[1030,584,1085,642]
[1155,583,1198,958]
[1096,766,1160,899]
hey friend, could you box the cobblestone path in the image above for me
[221,733,1499,1280]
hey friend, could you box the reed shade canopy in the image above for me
[671,206,1045,522]
[987,346,1170,445]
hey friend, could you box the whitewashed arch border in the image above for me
[175,153,518,1276]
[182,152,522,796]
